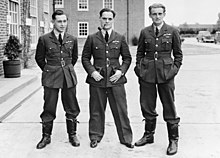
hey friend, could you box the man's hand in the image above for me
[110,70,122,83]
[91,71,104,82]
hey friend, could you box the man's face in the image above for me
[53,14,67,33]
[100,11,114,30]
[149,7,165,26]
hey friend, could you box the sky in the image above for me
[145,0,220,26]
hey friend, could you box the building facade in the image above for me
[0,0,145,76]
[55,0,145,46]
[0,0,52,76]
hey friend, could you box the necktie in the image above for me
[58,34,62,44]
[105,31,109,42]
[155,27,159,36]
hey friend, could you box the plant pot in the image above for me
[3,60,21,78]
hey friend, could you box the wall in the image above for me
[0,0,8,76]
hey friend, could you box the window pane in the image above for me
[30,0,37,16]
[78,22,88,37]
[55,0,64,7]
[104,0,113,9]
[8,1,19,36]
[78,0,88,10]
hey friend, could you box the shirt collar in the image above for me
[101,29,112,37]
[154,22,164,31]
[53,29,65,39]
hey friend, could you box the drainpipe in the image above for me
[127,0,129,44]
[53,0,55,12]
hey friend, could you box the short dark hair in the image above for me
[99,8,116,18]
[149,3,166,14]
[52,9,68,20]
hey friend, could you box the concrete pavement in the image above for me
[0,41,220,158]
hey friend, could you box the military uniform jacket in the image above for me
[35,31,78,88]
[134,23,183,83]
[82,30,132,87]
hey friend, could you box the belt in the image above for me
[47,59,72,67]
[145,52,171,60]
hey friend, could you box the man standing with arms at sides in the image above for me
[134,3,183,155]
[82,8,134,148]
[35,10,80,149]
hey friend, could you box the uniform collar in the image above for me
[153,22,164,31]
[53,29,65,39]
[101,29,112,37]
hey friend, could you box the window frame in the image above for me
[103,0,114,9]
[78,0,89,11]
[30,0,38,49]
[78,22,89,38]
[8,0,19,37]
[55,0,64,8]
[43,0,49,13]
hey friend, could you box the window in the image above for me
[8,1,19,36]
[55,0,64,8]
[44,13,50,34]
[78,22,88,38]
[78,0,88,11]
[30,0,37,17]
[30,18,37,44]
[30,0,38,47]
[43,0,49,13]
[103,0,114,9]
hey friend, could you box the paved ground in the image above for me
[0,38,220,158]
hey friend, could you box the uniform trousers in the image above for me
[139,78,180,124]
[89,84,133,144]
[40,79,80,122]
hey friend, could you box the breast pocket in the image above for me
[93,44,105,58]
[47,47,59,57]
[109,43,120,57]
[64,41,74,57]
[162,38,172,50]
[145,38,152,51]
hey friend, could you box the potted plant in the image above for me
[3,35,22,78]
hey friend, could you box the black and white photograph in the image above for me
[0,0,220,157]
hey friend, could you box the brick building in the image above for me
[0,0,8,75]
[56,0,145,46]
[0,0,52,76]
[0,0,146,76]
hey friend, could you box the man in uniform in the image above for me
[134,3,183,155]
[82,8,133,148]
[35,10,80,149]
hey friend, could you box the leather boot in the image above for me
[135,119,156,146]
[166,123,179,155]
[36,121,53,149]
[66,118,80,147]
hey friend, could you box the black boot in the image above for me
[66,118,80,147]
[166,123,179,155]
[135,119,156,146]
[36,121,53,149]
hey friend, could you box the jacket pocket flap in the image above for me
[43,65,57,72]
[163,58,173,65]
[145,38,152,43]
[109,44,120,49]
[162,38,172,43]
